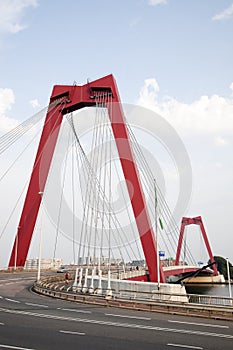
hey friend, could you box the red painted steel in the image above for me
[8,74,165,283]
[163,266,211,277]
[8,102,64,268]
[125,275,149,282]
[175,216,218,276]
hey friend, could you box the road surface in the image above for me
[0,271,232,350]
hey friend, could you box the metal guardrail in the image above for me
[33,281,233,321]
[118,288,233,306]
[188,293,233,307]
[35,276,233,308]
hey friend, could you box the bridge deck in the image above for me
[163,265,214,277]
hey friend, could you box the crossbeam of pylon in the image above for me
[8,74,165,283]
[175,216,218,276]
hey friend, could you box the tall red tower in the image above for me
[175,216,218,276]
[8,74,165,283]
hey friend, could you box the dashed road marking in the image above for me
[0,344,36,350]
[167,344,203,349]
[5,298,20,304]
[168,320,229,329]
[59,330,85,336]
[105,313,151,320]
[0,307,232,339]
[25,303,48,308]
[60,308,91,314]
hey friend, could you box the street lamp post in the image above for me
[226,258,232,299]
[154,179,160,290]
[37,192,43,282]
[14,226,20,271]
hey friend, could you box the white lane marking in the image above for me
[167,344,203,349]
[0,344,36,350]
[0,322,4,326]
[0,296,3,299]
[168,320,229,329]
[0,278,23,282]
[25,303,48,308]
[60,308,91,314]
[1,307,232,339]
[0,282,25,287]
[0,278,35,283]
[5,298,20,304]
[59,330,85,336]
[105,313,151,320]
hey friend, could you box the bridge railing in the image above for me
[34,275,233,308]
[118,289,233,307]
[187,293,233,307]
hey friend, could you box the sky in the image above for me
[0,0,233,268]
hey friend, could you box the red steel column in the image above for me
[175,217,187,265]
[107,79,165,282]
[198,216,218,276]
[175,216,218,276]
[8,74,165,282]
[8,103,64,268]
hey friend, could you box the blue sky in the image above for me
[1,0,233,116]
[0,0,233,267]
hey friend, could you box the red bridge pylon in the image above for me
[175,216,218,276]
[8,74,165,283]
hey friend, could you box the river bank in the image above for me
[185,283,233,297]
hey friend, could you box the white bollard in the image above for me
[77,267,83,292]
[105,269,112,299]
[82,268,89,294]
[89,267,96,294]
[72,267,79,291]
[95,269,102,295]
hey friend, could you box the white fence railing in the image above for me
[36,275,233,307]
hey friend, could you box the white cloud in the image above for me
[29,99,40,109]
[230,82,233,95]
[214,136,228,147]
[137,78,233,262]
[148,0,167,6]
[0,88,14,114]
[0,0,38,34]
[138,78,160,106]
[212,3,233,21]
[0,88,18,133]
[214,162,223,168]
[138,79,233,135]
[129,17,141,28]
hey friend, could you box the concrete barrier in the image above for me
[33,278,233,321]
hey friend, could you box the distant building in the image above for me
[126,259,146,267]
[25,258,63,270]
[78,256,123,266]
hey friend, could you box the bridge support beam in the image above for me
[8,74,165,283]
[175,216,218,276]
[8,103,64,268]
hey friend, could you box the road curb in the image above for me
[33,282,233,321]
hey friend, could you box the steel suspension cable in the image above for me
[67,109,139,265]
[0,104,64,155]
[52,125,72,261]
[126,123,196,265]
[0,101,69,246]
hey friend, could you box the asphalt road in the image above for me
[0,272,232,350]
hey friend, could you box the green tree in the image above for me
[209,256,233,280]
